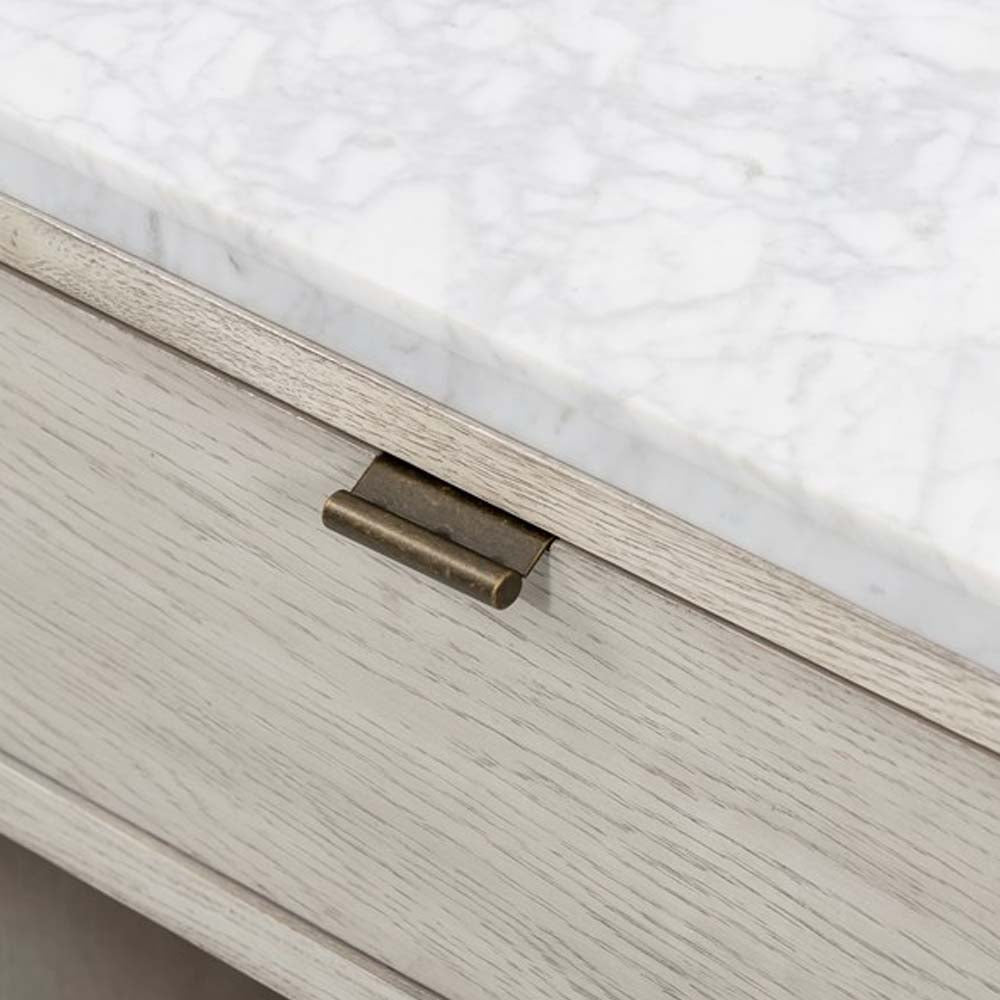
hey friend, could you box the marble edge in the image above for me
[1,134,998,673]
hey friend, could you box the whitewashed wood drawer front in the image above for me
[2,265,1000,1000]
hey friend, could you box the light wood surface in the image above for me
[0,831,281,1000]
[2,265,1000,999]
[1,194,998,754]
[0,752,440,1000]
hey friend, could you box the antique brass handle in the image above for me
[322,454,553,610]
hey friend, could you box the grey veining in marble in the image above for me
[1,0,999,668]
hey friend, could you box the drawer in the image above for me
[2,265,1000,1000]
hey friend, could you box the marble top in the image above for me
[2,1,999,670]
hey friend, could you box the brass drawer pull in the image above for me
[323,455,553,609]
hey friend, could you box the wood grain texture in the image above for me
[0,752,441,1000]
[0,195,997,756]
[0,831,281,1000]
[2,266,1000,999]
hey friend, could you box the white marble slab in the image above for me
[2,1,999,669]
